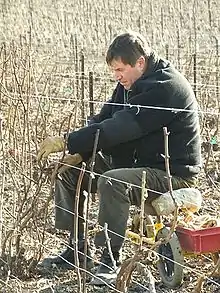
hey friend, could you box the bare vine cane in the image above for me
[115,171,148,292]
[115,249,139,292]
[82,129,100,292]
[142,127,179,252]
[0,116,4,254]
[35,113,74,265]
[2,112,74,267]
[161,126,179,239]
[138,174,157,293]
[146,127,180,252]
[139,170,147,250]
[104,223,118,271]
[73,162,86,293]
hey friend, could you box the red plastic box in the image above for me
[175,226,220,254]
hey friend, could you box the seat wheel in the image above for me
[156,227,184,288]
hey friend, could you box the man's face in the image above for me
[109,57,146,90]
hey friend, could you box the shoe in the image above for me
[90,249,121,286]
[38,240,93,270]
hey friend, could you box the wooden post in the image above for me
[89,71,94,119]
[80,51,85,127]
[193,53,197,98]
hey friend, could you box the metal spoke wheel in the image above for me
[156,227,184,288]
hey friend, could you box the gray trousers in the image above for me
[54,152,196,249]
[54,152,111,236]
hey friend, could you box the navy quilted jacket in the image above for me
[68,52,201,177]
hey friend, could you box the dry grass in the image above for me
[0,0,220,292]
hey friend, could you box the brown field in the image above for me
[0,0,220,292]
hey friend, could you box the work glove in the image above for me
[37,136,65,162]
[57,153,83,174]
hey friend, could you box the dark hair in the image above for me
[106,31,151,66]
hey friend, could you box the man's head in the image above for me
[106,31,151,90]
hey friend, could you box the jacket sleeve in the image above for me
[88,84,121,124]
[67,85,182,157]
[88,98,113,125]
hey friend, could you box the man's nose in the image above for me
[114,72,122,81]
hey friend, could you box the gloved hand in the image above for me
[37,136,65,162]
[57,153,83,174]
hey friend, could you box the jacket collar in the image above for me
[142,51,160,78]
[129,51,160,93]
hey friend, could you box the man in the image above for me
[37,31,201,284]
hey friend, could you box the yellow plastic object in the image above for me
[155,222,164,233]
[126,229,155,245]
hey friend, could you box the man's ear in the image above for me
[137,56,146,71]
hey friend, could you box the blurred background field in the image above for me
[0,0,220,292]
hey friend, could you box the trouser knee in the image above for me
[97,169,131,201]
